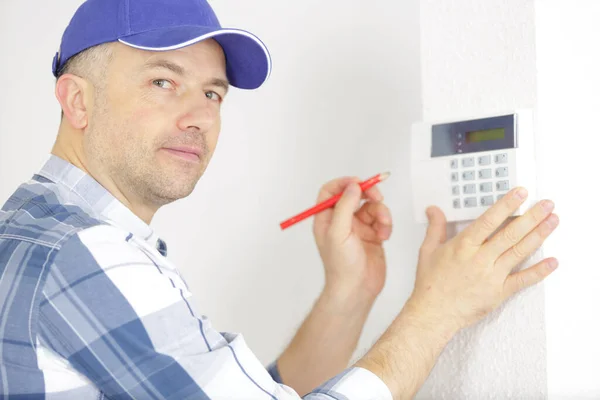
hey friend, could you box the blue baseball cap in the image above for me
[52,0,271,90]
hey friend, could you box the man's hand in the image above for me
[355,186,559,399]
[312,176,393,301]
[276,176,393,395]
[411,186,559,330]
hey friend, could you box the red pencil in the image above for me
[280,172,391,230]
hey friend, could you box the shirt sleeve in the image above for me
[38,225,392,399]
[268,360,285,384]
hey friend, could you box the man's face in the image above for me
[83,39,228,207]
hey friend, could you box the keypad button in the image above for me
[450,159,458,169]
[462,157,475,168]
[495,153,508,164]
[481,195,494,206]
[496,180,510,191]
[464,197,477,208]
[480,182,493,193]
[453,199,461,209]
[463,184,476,194]
[497,194,505,201]
[451,172,459,182]
[478,169,492,179]
[495,167,509,178]
[462,171,475,181]
[452,185,460,196]
[478,155,491,166]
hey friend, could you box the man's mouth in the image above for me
[161,146,202,162]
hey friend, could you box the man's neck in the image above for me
[51,134,157,225]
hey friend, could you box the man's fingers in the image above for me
[482,199,556,259]
[316,176,361,203]
[459,187,529,246]
[329,183,362,239]
[420,206,447,252]
[356,201,392,226]
[363,186,383,202]
[495,213,559,271]
[504,257,559,297]
[373,220,393,240]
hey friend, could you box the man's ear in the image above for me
[55,74,93,129]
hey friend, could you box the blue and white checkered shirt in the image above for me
[0,155,392,399]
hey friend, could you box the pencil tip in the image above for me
[379,171,391,181]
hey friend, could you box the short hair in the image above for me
[55,43,114,118]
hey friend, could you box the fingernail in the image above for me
[425,207,432,218]
[378,212,391,224]
[347,183,359,195]
[547,258,559,270]
[515,188,528,200]
[542,200,555,212]
[545,214,559,229]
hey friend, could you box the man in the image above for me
[0,0,559,398]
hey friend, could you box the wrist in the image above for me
[319,283,377,317]
[354,296,460,399]
[396,295,462,342]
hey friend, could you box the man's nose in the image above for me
[177,92,218,133]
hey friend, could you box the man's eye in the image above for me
[206,91,222,102]
[153,79,174,89]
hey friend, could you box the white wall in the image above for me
[0,1,67,192]
[417,0,547,398]
[536,1,600,398]
[0,0,423,369]
[417,0,600,398]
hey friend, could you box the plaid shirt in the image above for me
[0,155,392,399]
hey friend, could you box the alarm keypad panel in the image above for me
[449,152,510,209]
[410,110,536,224]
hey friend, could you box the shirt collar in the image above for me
[36,154,168,256]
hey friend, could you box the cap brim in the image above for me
[119,26,271,90]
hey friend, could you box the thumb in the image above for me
[329,183,362,239]
[421,206,447,252]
